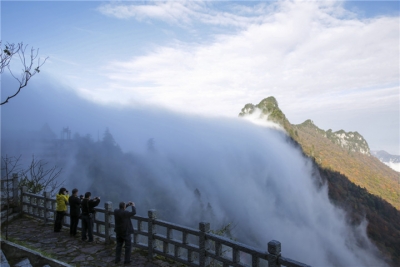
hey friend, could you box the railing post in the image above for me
[233,248,240,264]
[199,222,210,267]
[29,190,35,215]
[104,201,113,243]
[148,209,157,261]
[12,173,18,205]
[43,191,50,224]
[20,186,27,215]
[268,240,281,267]
[252,253,260,267]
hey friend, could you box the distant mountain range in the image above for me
[371,150,400,172]
[239,97,400,210]
[371,150,400,163]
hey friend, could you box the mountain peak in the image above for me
[239,96,293,135]
[258,96,279,109]
[301,119,315,126]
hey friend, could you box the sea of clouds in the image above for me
[1,77,387,266]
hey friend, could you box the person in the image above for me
[54,187,69,232]
[69,188,83,237]
[80,192,100,242]
[114,201,136,264]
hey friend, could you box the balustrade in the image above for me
[2,174,311,267]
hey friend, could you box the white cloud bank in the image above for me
[93,0,398,117]
[1,81,389,266]
[386,162,400,172]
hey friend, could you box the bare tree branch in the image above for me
[0,42,21,74]
[20,155,64,197]
[0,41,48,105]
[1,155,22,179]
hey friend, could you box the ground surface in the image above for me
[1,216,181,267]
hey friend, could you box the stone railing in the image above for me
[18,187,310,267]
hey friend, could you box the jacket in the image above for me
[69,195,82,216]
[81,198,101,215]
[56,193,69,212]
[114,206,136,235]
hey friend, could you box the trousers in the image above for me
[115,232,132,263]
[81,214,94,241]
[70,215,80,236]
[54,211,65,232]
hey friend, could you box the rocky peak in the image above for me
[325,129,370,155]
[239,97,293,134]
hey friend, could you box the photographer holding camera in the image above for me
[114,201,136,264]
[54,188,69,232]
[81,192,101,242]
[69,188,83,237]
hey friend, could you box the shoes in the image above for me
[124,260,131,265]
[115,260,120,264]
[87,240,94,242]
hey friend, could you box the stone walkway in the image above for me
[1,215,181,267]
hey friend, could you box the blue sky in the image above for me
[1,0,399,154]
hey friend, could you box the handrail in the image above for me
[14,184,311,267]
[15,188,308,267]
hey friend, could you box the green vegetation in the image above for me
[1,234,56,259]
[321,167,400,265]
[294,122,399,210]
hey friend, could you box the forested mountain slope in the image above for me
[239,96,400,266]
[239,97,400,210]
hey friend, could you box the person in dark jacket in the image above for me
[81,192,100,242]
[69,188,83,237]
[114,201,136,264]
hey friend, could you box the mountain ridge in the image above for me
[239,96,400,210]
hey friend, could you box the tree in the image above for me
[1,155,22,240]
[0,41,47,105]
[1,155,64,197]
[1,155,21,207]
[19,155,64,197]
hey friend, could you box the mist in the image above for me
[1,76,386,266]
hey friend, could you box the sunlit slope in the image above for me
[239,97,400,210]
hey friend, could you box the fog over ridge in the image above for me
[1,78,386,266]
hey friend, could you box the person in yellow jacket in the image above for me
[54,187,69,232]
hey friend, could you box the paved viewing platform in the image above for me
[1,215,180,267]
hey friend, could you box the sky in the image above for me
[1,0,399,154]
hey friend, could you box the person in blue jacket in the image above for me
[114,201,136,264]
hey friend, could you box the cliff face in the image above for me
[297,120,370,155]
[239,97,400,210]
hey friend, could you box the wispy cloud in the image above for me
[97,1,203,23]
[97,0,267,27]
[90,0,398,119]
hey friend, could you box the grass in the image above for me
[1,233,57,260]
